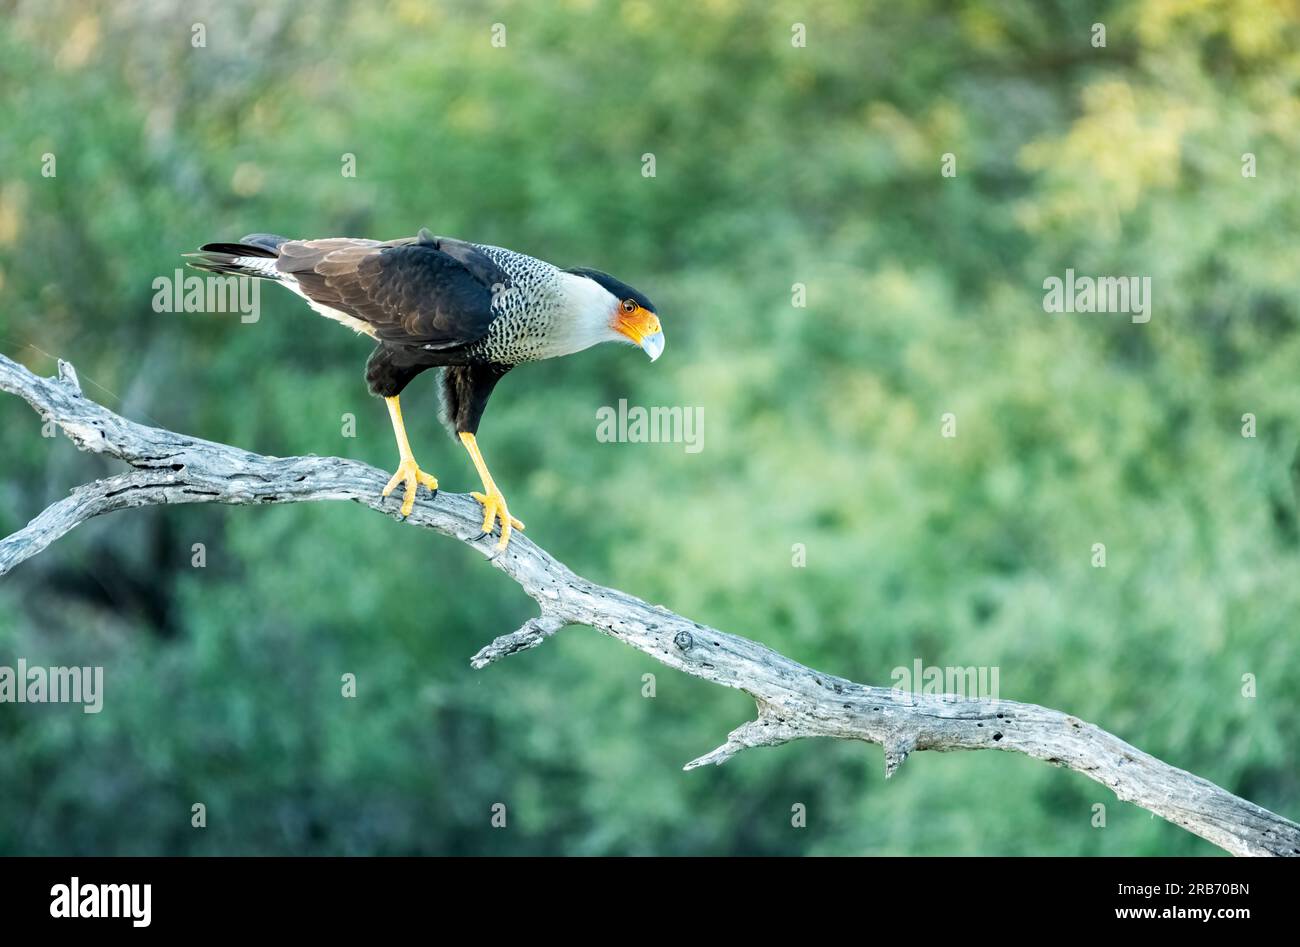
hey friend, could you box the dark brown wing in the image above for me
[273,231,508,349]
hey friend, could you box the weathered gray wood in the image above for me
[2,351,1297,856]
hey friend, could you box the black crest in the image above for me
[566,267,656,313]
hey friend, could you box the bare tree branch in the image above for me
[2,351,1297,856]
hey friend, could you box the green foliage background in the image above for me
[1,0,1298,855]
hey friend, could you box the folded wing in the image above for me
[274,230,507,350]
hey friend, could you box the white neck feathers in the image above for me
[549,271,621,356]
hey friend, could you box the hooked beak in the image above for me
[640,329,665,362]
[614,306,665,362]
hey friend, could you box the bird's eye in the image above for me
[622,299,637,314]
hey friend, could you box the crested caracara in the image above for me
[186,228,663,549]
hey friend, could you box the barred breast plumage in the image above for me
[460,244,573,363]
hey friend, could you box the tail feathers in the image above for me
[237,233,291,254]
[197,233,289,257]
[185,236,288,278]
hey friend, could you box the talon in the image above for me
[471,487,523,550]
[458,433,523,551]
[383,458,439,517]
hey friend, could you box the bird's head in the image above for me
[566,267,665,362]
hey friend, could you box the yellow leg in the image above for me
[459,432,523,550]
[381,396,439,517]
